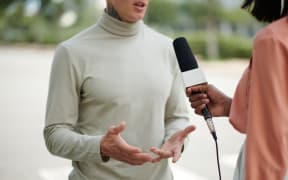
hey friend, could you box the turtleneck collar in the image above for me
[98,11,143,37]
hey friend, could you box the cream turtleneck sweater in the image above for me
[44,12,190,180]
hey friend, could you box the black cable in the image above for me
[212,132,222,180]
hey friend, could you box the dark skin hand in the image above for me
[186,84,232,117]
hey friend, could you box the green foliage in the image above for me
[41,2,65,23]
[218,34,252,59]
[182,0,224,23]
[174,32,252,59]
[0,0,96,44]
[176,32,207,58]
[145,0,179,27]
[222,8,256,25]
[0,0,14,15]
[0,0,256,59]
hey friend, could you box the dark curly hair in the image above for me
[242,0,288,22]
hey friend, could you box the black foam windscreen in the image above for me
[173,37,198,72]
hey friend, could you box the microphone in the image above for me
[173,37,217,140]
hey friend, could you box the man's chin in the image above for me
[125,16,144,23]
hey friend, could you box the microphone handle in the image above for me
[191,91,212,120]
[192,90,217,139]
[202,106,212,120]
[202,105,217,140]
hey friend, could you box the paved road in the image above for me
[0,46,247,180]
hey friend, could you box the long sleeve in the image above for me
[245,30,288,180]
[44,125,103,162]
[44,12,193,179]
[44,44,103,163]
[229,66,250,134]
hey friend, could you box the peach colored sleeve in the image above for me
[244,30,288,179]
[229,66,250,134]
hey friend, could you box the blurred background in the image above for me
[0,0,261,179]
[0,0,262,59]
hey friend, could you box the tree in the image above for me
[0,0,14,14]
[145,0,180,29]
[182,0,223,59]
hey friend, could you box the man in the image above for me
[44,0,195,179]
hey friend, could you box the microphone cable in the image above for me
[201,104,222,180]
[212,131,222,180]
[201,102,222,180]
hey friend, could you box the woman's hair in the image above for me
[242,0,288,22]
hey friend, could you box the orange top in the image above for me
[229,17,288,179]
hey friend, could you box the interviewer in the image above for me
[186,0,288,179]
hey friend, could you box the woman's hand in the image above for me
[186,84,232,117]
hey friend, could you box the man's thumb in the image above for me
[108,121,126,135]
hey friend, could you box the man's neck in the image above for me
[106,5,122,21]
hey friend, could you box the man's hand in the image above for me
[150,125,196,163]
[100,122,153,165]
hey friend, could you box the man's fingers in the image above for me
[150,147,173,158]
[177,125,196,140]
[172,150,181,163]
[108,121,126,135]
[119,143,142,154]
[151,157,162,163]
[113,121,126,133]
[150,147,179,163]
[185,125,196,132]
[133,152,153,162]
[183,125,196,135]
[117,152,153,165]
